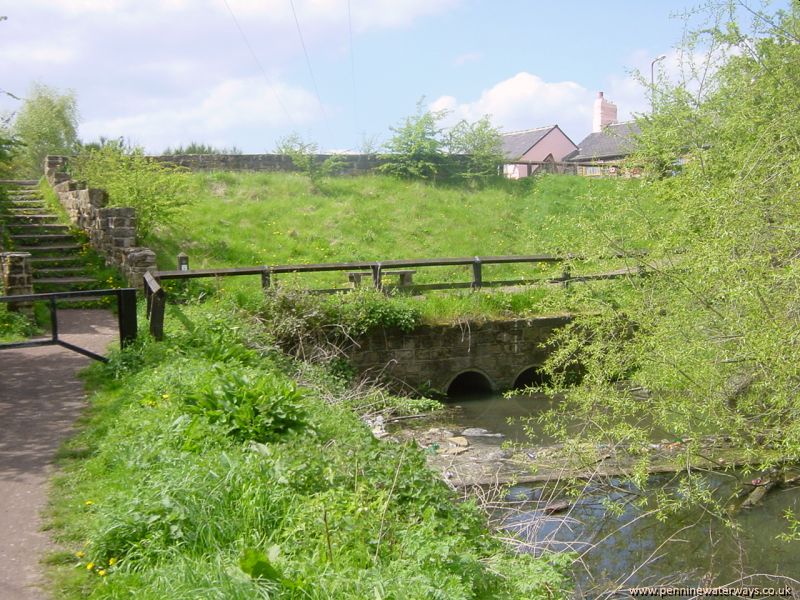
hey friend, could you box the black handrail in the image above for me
[0,288,137,362]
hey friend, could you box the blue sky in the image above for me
[0,0,788,153]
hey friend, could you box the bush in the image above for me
[71,143,192,237]
[162,142,242,155]
[274,133,345,192]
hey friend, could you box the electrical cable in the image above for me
[288,0,331,137]
[221,0,296,128]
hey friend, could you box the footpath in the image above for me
[0,310,117,600]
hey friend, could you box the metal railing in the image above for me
[0,288,137,362]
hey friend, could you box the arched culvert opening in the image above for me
[446,370,494,398]
[512,366,551,390]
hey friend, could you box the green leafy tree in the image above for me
[537,3,800,527]
[380,100,447,180]
[12,83,79,177]
[382,101,503,182]
[446,115,504,183]
[71,142,192,237]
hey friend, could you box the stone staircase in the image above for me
[1,181,99,293]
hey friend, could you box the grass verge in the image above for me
[46,297,573,599]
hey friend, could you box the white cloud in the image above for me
[80,77,321,152]
[0,40,79,64]
[431,72,595,139]
[453,51,483,66]
[22,0,459,32]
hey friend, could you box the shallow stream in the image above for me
[408,392,800,592]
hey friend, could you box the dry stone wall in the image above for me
[44,156,156,288]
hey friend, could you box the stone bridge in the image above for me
[346,315,572,395]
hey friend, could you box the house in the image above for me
[564,92,641,176]
[500,125,577,179]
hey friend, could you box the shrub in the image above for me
[184,367,310,443]
[70,143,192,236]
[274,133,345,192]
[162,142,242,155]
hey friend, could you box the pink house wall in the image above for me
[504,127,577,179]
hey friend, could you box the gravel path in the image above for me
[0,310,118,600]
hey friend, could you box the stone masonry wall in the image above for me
[44,156,156,288]
[1,252,33,308]
[346,315,572,393]
[151,153,386,174]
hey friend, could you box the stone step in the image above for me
[32,266,87,276]
[16,244,82,253]
[34,276,97,285]
[10,233,74,243]
[5,214,60,222]
[6,208,57,215]
[6,224,69,232]
[29,256,84,266]
[7,200,46,206]
[0,179,38,186]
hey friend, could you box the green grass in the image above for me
[150,172,665,277]
[143,172,671,321]
[46,298,573,599]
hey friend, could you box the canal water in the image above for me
[427,392,800,592]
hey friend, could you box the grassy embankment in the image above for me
[43,172,669,598]
[145,172,673,322]
[46,298,573,599]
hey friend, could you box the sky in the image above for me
[0,0,789,153]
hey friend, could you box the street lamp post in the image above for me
[650,54,666,112]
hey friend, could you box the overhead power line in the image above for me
[221,0,296,129]
[288,0,331,136]
[347,0,359,146]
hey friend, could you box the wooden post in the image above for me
[149,287,165,341]
[371,263,382,291]
[117,288,138,348]
[177,252,189,272]
[561,265,571,287]
[261,266,271,289]
[472,257,482,290]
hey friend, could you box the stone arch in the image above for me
[512,365,550,390]
[445,369,494,397]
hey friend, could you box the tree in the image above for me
[445,115,504,183]
[536,2,800,526]
[12,83,79,177]
[380,100,447,180]
[71,142,192,237]
[381,100,503,182]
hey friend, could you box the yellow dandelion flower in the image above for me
[84,500,94,506]
[108,557,117,566]
[98,569,107,576]
[161,393,169,399]
[75,551,85,558]
[86,562,95,570]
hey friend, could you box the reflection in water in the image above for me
[444,391,800,591]
[448,391,560,443]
